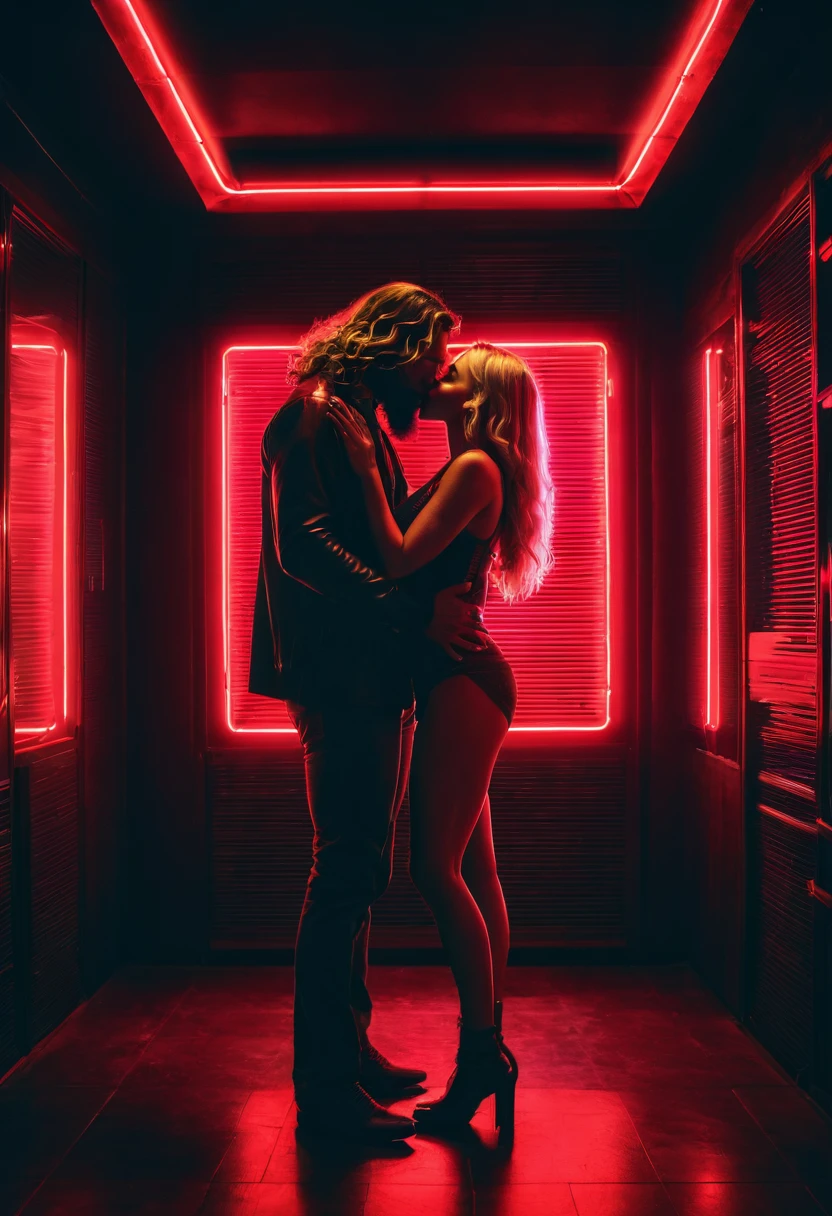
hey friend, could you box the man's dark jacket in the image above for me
[249,380,431,709]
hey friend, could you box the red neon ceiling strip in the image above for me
[221,341,611,736]
[93,0,747,207]
[9,345,69,738]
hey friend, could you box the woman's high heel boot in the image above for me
[494,999,519,1081]
[413,1019,516,1142]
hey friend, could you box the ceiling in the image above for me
[91,0,753,211]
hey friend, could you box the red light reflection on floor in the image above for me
[221,342,611,737]
[7,965,811,1211]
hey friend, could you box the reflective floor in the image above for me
[1,965,830,1214]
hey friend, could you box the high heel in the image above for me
[494,1069,516,1142]
[413,1019,514,1140]
[494,999,519,1081]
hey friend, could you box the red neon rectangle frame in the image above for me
[9,344,71,740]
[219,339,612,737]
[704,345,722,731]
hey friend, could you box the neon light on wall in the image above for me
[704,346,722,731]
[220,341,611,736]
[9,344,70,739]
[92,0,750,210]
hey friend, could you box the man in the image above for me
[249,283,484,1141]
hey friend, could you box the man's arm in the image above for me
[272,400,431,632]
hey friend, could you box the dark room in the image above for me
[1,1,831,1213]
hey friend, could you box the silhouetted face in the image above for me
[367,330,450,438]
[419,350,476,423]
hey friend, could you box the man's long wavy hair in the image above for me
[291,282,458,387]
[462,344,555,602]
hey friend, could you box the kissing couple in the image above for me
[250,282,553,1144]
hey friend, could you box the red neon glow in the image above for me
[92,0,750,210]
[704,346,722,731]
[9,344,70,739]
[221,341,611,736]
[618,0,728,188]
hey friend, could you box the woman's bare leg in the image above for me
[409,676,508,1029]
[462,795,510,1004]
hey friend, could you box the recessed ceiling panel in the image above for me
[91,0,753,209]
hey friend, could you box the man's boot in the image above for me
[295,1081,416,1142]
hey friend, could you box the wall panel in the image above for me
[685,749,743,1013]
[0,782,13,1074]
[743,187,818,1076]
[209,746,629,949]
[27,751,80,1045]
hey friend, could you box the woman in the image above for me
[329,342,554,1138]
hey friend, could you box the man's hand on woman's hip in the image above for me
[426,583,487,661]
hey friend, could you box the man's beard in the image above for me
[380,385,425,439]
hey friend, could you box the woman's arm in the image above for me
[328,401,499,579]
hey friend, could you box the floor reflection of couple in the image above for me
[250,282,553,1143]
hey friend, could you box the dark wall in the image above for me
[646,0,832,308]
[0,0,210,972]
[0,1,173,1068]
[0,6,672,965]
[118,198,681,959]
[148,209,666,959]
[123,215,206,960]
[646,0,832,1098]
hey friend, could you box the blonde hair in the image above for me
[462,343,554,602]
[291,282,458,386]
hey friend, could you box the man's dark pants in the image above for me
[286,699,416,1090]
